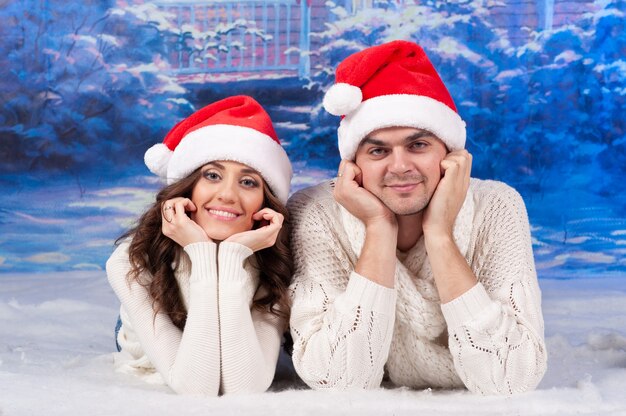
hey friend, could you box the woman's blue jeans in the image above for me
[114,316,122,352]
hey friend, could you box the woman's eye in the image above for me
[241,178,259,188]
[204,171,221,180]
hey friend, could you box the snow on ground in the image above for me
[1,272,625,415]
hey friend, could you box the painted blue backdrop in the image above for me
[1,0,624,279]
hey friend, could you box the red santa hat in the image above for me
[144,95,292,203]
[323,40,466,160]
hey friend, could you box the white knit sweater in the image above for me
[106,240,284,395]
[288,178,547,395]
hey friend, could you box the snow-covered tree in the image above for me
[0,1,192,177]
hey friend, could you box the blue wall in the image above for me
[1,0,624,278]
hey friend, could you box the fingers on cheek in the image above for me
[440,161,454,172]
[450,160,463,172]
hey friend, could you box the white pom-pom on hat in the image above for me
[323,83,363,116]
[144,143,172,179]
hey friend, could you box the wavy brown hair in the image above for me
[116,166,293,330]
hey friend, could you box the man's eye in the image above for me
[369,148,386,156]
[410,141,427,150]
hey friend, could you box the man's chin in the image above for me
[393,207,426,216]
[382,198,429,216]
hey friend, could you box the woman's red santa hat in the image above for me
[323,40,466,160]
[144,95,292,203]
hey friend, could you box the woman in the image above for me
[106,95,293,395]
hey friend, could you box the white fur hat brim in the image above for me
[337,94,466,160]
[165,124,292,203]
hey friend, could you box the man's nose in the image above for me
[388,149,412,174]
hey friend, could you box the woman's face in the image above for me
[190,160,265,241]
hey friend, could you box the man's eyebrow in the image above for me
[359,130,437,148]
[404,131,436,142]
[359,137,387,147]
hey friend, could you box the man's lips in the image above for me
[385,182,421,192]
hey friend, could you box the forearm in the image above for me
[166,242,221,395]
[107,242,221,395]
[217,242,283,393]
[219,295,284,393]
[436,181,547,394]
[442,281,547,395]
[290,272,396,390]
[288,188,396,390]
[355,222,397,288]
[424,233,477,303]
[426,235,546,394]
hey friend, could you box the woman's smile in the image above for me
[206,206,242,221]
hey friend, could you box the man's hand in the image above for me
[161,197,211,247]
[422,150,476,303]
[225,208,284,252]
[334,160,398,288]
[423,150,472,239]
[333,159,396,229]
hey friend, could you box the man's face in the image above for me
[354,126,448,216]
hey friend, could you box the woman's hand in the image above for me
[224,208,284,252]
[161,197,211,247]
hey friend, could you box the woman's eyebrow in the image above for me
[205,161,224,169]
[240,167,260,175]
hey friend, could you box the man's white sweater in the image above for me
[288,178,547,395]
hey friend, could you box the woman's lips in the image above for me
[207,208,241,221]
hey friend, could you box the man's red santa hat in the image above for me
[323,40,466,160]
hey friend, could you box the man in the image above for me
[288,40,547,395]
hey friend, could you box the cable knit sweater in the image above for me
[288,178,547,395]
[106,240,284,395]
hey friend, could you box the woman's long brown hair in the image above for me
[116,166,293,330]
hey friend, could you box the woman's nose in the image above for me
[216,178,237,203]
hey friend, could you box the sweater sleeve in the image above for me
[440,183,547,395]
[288,189,397,390]
[216,241,285,394]
[106,241,220,395]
